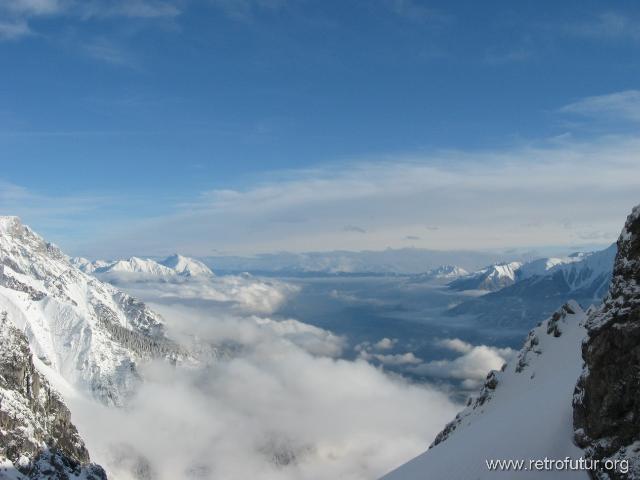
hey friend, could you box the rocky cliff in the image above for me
[0,311,106,479]
[574,205,640,479]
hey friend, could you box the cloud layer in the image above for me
[409,338,516,390]
[80,133,640,257]
[67,274,461,480]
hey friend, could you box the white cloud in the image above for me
[438,338,473,354]
[559,90,640,122]
[408,339,516,389]
[0,20,31,40]
[66,277,461,480]
[3,0,63,16]
[0,0,181,43]
[374,338,397,351]
[360,350,423,366]
[86,134,640,257]
[82,38,136,66]
[566,12,640,42]
[104,272,299,315]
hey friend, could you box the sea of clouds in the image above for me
[68,271,511,480]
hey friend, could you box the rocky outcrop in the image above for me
[0,311,106,479]
[573,205,640,479]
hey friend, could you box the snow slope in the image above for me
[0,217,182,406]
[381,302,588,479]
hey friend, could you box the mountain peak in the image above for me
[0,216,35,241]
[159,253,213,276]
[0,216,22,233]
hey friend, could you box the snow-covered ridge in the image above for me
[448,261,523,291]
[382,302,588,479]
[0,217,184,406]
[449,246,614,296]
[73,254,213,278]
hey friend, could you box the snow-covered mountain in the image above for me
[382,302,588,479]
[449,251,615,292]
[448,261,523,292]
[0,311,107,479]
[0,217,183,406]
[407,265,469,283]
[73,254,213,278]
[448,244,616,329]
[382,205,640,480]
[158,253,213,276]
[97,257,176,277]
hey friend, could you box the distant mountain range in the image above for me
[201,248,568,276]
[72,254,213,278]
[407,265,469,283]
[382,205,640,480]
[445,244,616,329]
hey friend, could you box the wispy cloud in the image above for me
[76,0,182,19]
[0,19,32,40]
[386,0,449,24]
[5,94,640,258]
[343,225,366,234]
[85,132,640,257]
[0,0,182,46]
[559,90,640,122]
[566,12,640,42]
[3,0,63,16]
[483,47,531,65]
[208,0,290,21]
[82,37,138,67]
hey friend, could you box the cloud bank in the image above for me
[68,274,461,480]
[408,338,516,390]
[80,133,640,257]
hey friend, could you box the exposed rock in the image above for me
[0,311,106,479]
[573,205,640,479]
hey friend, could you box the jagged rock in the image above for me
[0,311,106,479]
[573,205,640,479]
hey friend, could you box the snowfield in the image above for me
[382,302,589,479]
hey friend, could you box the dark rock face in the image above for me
[0,312,107,479]
[573,205,640,479]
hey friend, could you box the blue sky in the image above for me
[1,0,640,257]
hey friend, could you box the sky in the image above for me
[1,0,640,257]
